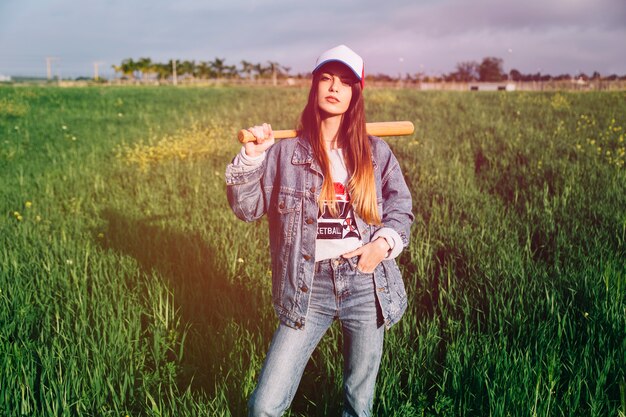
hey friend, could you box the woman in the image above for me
[225,44,414,416]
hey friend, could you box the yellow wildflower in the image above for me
[25,201,32,208]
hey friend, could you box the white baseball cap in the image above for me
[312,44,364,88]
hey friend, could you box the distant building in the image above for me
[469,82,516,91]
[0,74,12,82]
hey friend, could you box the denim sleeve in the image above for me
[225,152,267,222]
[380,151,414,250]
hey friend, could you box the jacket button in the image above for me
[310,186,316,193]
[278,202,285,209]
[301,285,308,293]
[305,218,314,224]
[303,254,311,261]
[295,321,302,329]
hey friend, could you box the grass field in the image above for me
[0,85,625,416]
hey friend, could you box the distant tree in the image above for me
[196,61,215,79]
[240,60,255,80]
[591,71,601,80]
[254,62,270,79]
[136,57,154,79]
[368,73,394,82]
[509,69,522,82]
[553,73,571,81]
[576,72,589,81]
[412,72,426,82]
[478,57,504,82]
[119,58,138,79]
[267,61,280,85]
[211,58,228,79]
[153,63,171,80]
[449,61,479,82]
[265,61,290,85]
[177,60,196,78]
[224,65,238,78]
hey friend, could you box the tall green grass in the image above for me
[1,86,624,416]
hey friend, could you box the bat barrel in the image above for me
[238,121,414,143]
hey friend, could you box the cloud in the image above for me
[0,0,625,77]
[388,0,626,35]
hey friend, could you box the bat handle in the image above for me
[238,129,296,143]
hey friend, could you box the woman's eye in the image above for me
[321,75,331,81]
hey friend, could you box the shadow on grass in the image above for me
[97,208,359,416]
[96,208,264,397]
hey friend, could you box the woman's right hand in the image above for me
[244,123,275,158]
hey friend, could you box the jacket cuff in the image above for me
[372,227,404,259]
[234,146,265,167]
[225,147,265,185]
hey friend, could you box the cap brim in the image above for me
[312,59,364,88]
[313,59,360,79]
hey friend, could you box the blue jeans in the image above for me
[248,257,385,416]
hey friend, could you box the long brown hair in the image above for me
[297,70,381,225]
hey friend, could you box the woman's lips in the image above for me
[325,96,339,103]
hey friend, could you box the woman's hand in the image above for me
[342,238,391,273]
[244,123,275,158]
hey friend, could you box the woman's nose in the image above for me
[329,77,339,91]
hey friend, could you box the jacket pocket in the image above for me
[276,191,301,214]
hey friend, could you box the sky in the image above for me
[1,0,625,79]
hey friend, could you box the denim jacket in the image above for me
[225,136,414,329]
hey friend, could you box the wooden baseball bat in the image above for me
[238,121,414,143]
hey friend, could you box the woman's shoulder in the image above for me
[266,136,301,157]
[368,135,394,156]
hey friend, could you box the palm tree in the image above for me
[197,61,215,79]
[153,63,171,81]
[136,57,154,80]
[178,60,196,79]
[240,60,255,81]
[267,61,280,86]
[254,62,269,81]
[210,57,227,79]
[119,58,138,80]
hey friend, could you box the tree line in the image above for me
[440,57,626,83]
[111,57,291,81]
[109,56,626,83]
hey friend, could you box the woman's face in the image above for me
[316,62,356,117]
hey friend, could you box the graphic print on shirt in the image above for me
[317,182,362,240]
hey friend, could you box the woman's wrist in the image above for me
[373,237,391,254]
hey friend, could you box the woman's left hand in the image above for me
[342,238,391,273]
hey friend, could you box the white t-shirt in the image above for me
[231,145,403,260]
[315,149,364,261]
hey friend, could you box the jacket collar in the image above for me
[291,136,313,164]
[292,137,323,174]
